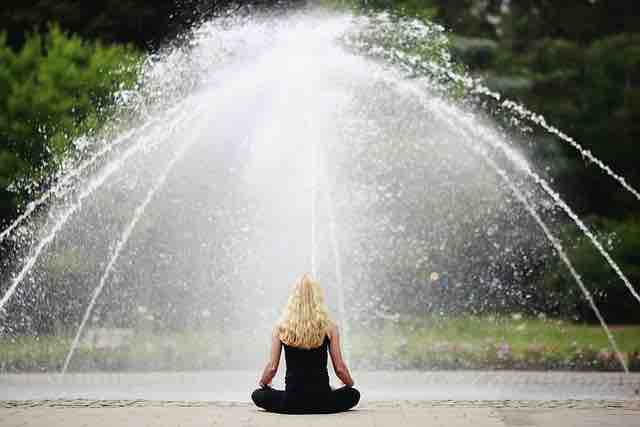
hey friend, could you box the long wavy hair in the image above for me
[277,274,333,349]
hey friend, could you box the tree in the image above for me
[0,26,139,226]
[0,0,303,50]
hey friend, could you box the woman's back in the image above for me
[282,336,330,392]
[251,274,359,413]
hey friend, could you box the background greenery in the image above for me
[330,0,640,324]
[2,316,639,371]
[0,26,140,222]
[1,1,639,326]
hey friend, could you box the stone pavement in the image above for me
[1,400,639,427]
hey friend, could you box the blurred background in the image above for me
[0,1,638,375]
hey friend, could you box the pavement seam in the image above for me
[1,400,639,410]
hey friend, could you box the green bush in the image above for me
[450,36,498,69]
[0,25,140,223]
[537,217,640,323]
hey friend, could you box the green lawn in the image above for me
[349,315,640,370]
[1,316,639,372]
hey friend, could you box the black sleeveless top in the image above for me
[282,336,331,392]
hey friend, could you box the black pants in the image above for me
[251,385,360,414]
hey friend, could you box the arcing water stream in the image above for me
[0,8,637,376]
[392,79,630,373]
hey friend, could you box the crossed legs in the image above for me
[251,386,360,414]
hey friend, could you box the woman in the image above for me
[251,274,360,414]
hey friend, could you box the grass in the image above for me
[0,332,227,372]
[349,315,640,370]
[1,316,639,372]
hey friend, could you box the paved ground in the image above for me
[2,370,639,401]
[2,372,639,426]
[1,400,639,427]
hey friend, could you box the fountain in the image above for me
[0,7,638,400]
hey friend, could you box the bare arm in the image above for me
[328,324,354,387]
[258,328,282,387]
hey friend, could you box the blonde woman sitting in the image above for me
[251,274,360,414]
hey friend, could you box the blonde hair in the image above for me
[278,274,333,349]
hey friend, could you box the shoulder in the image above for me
[272,325,282,339]
[326,322,339,339]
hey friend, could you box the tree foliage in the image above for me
[540,217,640,323]
[0,25,139,224]
[0,0,300,50]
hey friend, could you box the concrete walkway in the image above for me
[1,400,639,427]
[3,371,639,401]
